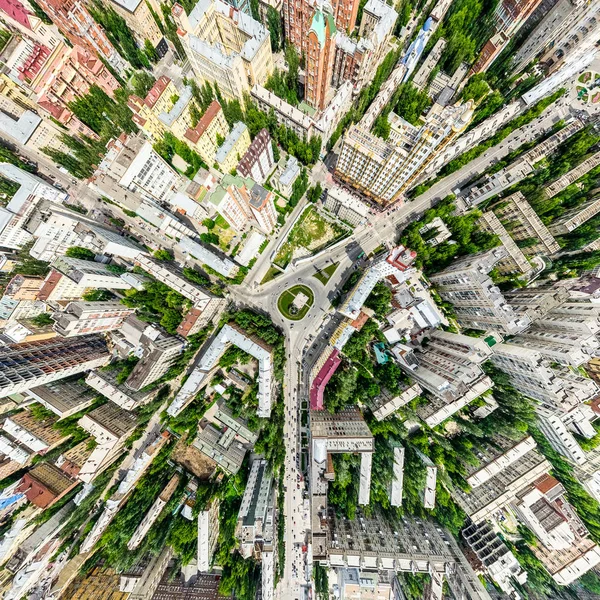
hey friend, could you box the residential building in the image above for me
[183,100,230,166]
[17,462,75,508]
[413,38,447,90]
[125,335,185,391]
[51,256,131,290]
[549,196,600,235]
[128,77,196,140]
[85,370,159,411]
[97,135,184,204]
[471,0,544,73]
[429,248,531,333]
[26,379,96,419]
[305,7,337,110]
[453,435,551,523]
[514,474,600,585]
[335,101,474,205]
[0,163,67,250]
[168,322,274,417]
[236,458,275,558]
[105,0,164,47]
[504,285,571,321]
[477,211,533,276]
[77,401,138,483]
[311,407,374,505]
[215,122,251,173]
[393,331,495,427]
[34,0,127,73]
[462,521,527,596]
[52,301,134,338]
[237,129,275,184]
[208,174,277,234]
[272,155,301,197]
[2,275,43,300]
[27,43,119,126]
[176,235,239,279]
[198,498,220,572]
[370,384,422,421]
[193,421,248,475]
[0,0,60,48]
[544,150,600,198]
[173,0,273,101]
[323,186,369,227]
[491,191,560,256]
[0,335,110,398]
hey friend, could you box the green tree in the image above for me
[200,232,220,245]
[272,140,280,162]
[65,246,96,260]
[461,73,490,102]
[31,312,53,327]
[143,39,159,62]
[267,7,282,52]
[153,249,173,261]
[131,71,156,97]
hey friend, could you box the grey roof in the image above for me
[0,110,40,145]
[249,184,269,209]
[158,86,194,128]
[215,122,248,164]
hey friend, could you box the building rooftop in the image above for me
[185,101,222,143]
[84,402,138,438]
[28,379,97,417]
[26,462,74,496]
[215,122,248,164]
[158,85,193,128]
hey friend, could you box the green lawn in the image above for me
[277,285,314,320]
[273,207,349,268]
[261,266,283,284]
[313,262,339,285]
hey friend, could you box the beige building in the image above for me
[106,0,163,46]
[549,195,600,235]
[215,122,251,173]
[128,77,196,140]
[184,100,230,166]
[172,0,273,101]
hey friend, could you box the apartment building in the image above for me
[17,462,76,508]
[209,174,277,234]
[236,458,275,558]
[27,43,119,121]
[106,0,164,47]
[51,256,132,290]
[237,128,275,184]
[85,370,159,411]
[198,498,220,572]
[173,0,273,100]
[125,335,184,391]
[128,77,196,140]
[98,136,184,204]
[478,211,533,276]
[34,0,127,73]
[26,379,96,419]
[272,155,301,197]
[323,186,369,226]
[549,196,600,235]
[0,162,67,250]
[0,335,110,398]
[305,7,337,110]
[429,248,531,333]
[0,0,60,48]
[52,301,135,337]
[215,122,251,173]
[335,101,474,205]
[77,401,138,483]
[183,101,230,166]
[491,191,560,256]
[544,150,600,198]
[471,0,544,72]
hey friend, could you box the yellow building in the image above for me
[106,0,163,46]
[128,76,196,140]
[183,100,230,166]
[172,0,273,101]
[215,121,251,173]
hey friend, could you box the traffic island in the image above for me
[277,285,314,320]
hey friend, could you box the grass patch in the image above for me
[313,262,339,285]
[273,207,348,269]
[277,285,314,321]
[215,214,230,229]
[261,265,283,284]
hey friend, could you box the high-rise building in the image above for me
[335,101,474,205]
[125,335,184,391]
[173,0,273,101]
[237,129,276,184]
[0,335,110,398]
[471,0,544,73]
[51,256,132,290]
[105,0,164,47]
[52,301,135,338]
[305,8,337,110]
[549,196,600,235]
[428,249,531,333]
[34,0,127,73]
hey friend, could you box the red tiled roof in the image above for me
[145,75,171,108]
[184,100,222,143]
[534,473,561,495]
[310,349,341,410]
[176,307,201,337]
[0,0,32,30]
[37,270,62,301]
[350,311,369,331]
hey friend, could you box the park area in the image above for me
[277,285,314,320]
[273,207,349,269]
[313,262,339,285]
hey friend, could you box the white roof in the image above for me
[327,186,369,217]
[167,323,273,417]
[236,231,265,267]
[0,163,67,212]
[0,110,40,145]
[177,235,238,278]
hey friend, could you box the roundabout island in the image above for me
[277,284,315,321]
